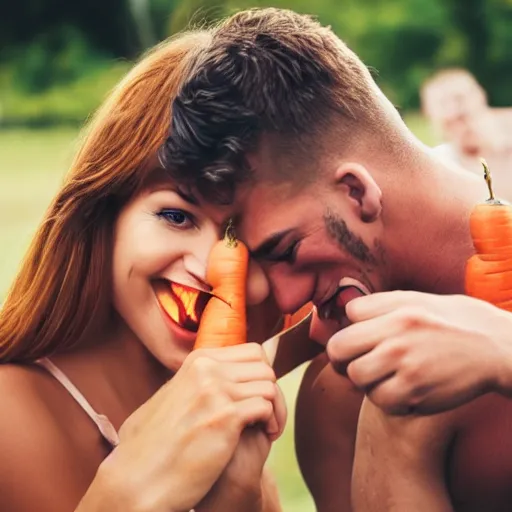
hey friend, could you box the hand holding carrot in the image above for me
[190,220,286,511]
[84,343,284,512]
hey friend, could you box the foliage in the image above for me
[1,0,512,125]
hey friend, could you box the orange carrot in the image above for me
[465,159,512,311]
[194,220,249,349]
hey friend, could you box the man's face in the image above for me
[234,151,388,340]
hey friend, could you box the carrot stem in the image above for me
[481,158,495,201]
[225,218,238,248]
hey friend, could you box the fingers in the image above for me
[346,290,427,322]
[346,337,405,389]
[189,342,270,364]
[228,382,286,439]
[237,397,274,427]
[268,384,287,441]
[365,374,417,415]
[220,361,276,383]
[230,381,278,402]
[326,309,409,366]
[183,343,285,436]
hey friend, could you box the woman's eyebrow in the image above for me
[148,181,200,205]
[175,187,199,205]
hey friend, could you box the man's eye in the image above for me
[157,209,194,229]
[270,240,300,264]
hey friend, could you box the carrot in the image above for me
[194,220,249,349]
[465,159,512,311]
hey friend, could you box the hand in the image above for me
[97,343,283,512]
[197,385,286,512]
[326,291,512,415]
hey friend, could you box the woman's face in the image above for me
[111,173,274,372]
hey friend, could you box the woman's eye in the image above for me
[157,209,194,229]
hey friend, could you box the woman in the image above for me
[0,29,308,511]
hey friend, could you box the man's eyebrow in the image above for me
[250,229,293,259]
[175,187,199,206]
[148,180,200,206]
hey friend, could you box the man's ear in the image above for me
[334,163,382,223]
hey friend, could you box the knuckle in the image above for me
[398,306,427,329]
[259,398,274,418]
[346,361,363,387]
[203,401,238,431]
[245,342,266,360]
[400,358,423,387]
[264,365,277,382]
[387,340,407,360]
[191,355,216,376]
[263,382,278,400]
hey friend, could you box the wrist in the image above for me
[74,455,133,512]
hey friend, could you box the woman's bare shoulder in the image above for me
[0,364,100,510]
[0,363,73,463]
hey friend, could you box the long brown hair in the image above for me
[0,30,211,363]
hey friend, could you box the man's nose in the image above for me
[267,268,313,314]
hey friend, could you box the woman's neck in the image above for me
[51,316,170,428]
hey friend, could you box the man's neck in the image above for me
[385,153,487,295]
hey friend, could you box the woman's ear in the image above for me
[334,163,382,223]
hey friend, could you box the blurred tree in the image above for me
[445,0,490,84]
[2,0,512,114]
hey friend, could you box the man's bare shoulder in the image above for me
[295,353,364,511]
[448,393,512,510]
[0,364,101,511]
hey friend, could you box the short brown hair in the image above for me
[160,8,387,203]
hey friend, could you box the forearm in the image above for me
[260,469,282,512]
[353,400,453,512]
[352,463,453,512]
[75,459,152,512]
[196,469,280,512]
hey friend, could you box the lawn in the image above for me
[0,113,437,511]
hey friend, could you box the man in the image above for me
[160,8,512,511]
[421,69,512,200]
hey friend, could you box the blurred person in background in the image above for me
[421,68,512,199]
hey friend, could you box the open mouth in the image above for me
[153,280,212,333]
[317,279,371,323]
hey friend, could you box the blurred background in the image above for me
[1,0,512,510]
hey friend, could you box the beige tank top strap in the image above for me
[36,358,197,511]
[36,358,120,448]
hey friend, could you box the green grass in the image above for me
[0,113,434,510]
